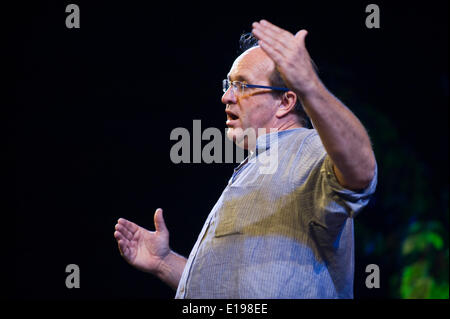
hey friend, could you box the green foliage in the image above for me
[402,223,444,255]
[351,100,449,299]
[400,221,449,298]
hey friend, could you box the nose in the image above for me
[221,87,237,105]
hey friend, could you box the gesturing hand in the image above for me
[251,20,319,95]
[114,208,170,275]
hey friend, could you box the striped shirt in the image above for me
[175,128,377,298]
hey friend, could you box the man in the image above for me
[114,20,377,298]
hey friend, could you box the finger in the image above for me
[114,231,131,249]
[115,224,134,241]
[260,19,287,35]
[114,230,125,242]
[258,40,285,67]
[252,29,286,62]
[252,23,290,51]
[256,20,294,49]
[117,239,130,257]
[154,208,168,234]
[252,23,294,60]
[256,20,293,42]
[294,29,308,47]
[117,218,138,234]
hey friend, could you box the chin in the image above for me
[226,127,239,142]
[226,127,243,149]
[226,127,256,150]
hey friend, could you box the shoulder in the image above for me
[279,128,325,158]
[278,128,321,146]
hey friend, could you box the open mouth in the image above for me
[226,112,239,126]
[225,109,240,126]
[226,109,239,122]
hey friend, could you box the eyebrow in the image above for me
[228,74,250,83]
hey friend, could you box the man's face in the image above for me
[222,47,280,149]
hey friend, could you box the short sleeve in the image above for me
[320,153,378,218]
[294,131,378,221]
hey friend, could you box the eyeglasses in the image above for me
[222,79,289,95]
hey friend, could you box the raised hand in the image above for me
[114,208,170,275]
[251,20,319,95]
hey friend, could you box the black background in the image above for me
[9,1,448,300]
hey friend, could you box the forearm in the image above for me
[250,20,375,189]
[298,79,376,189]
[157,250,187,291]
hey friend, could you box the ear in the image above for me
[275,91,297,119]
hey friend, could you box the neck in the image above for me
[277,120,303,131]
[269,116,303,133]
[248,118,303,151]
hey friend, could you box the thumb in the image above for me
[154,208,168,233]
[295,29,308,46]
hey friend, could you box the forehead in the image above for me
[227,47,274,82]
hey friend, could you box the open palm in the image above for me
[114,208,170,275]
